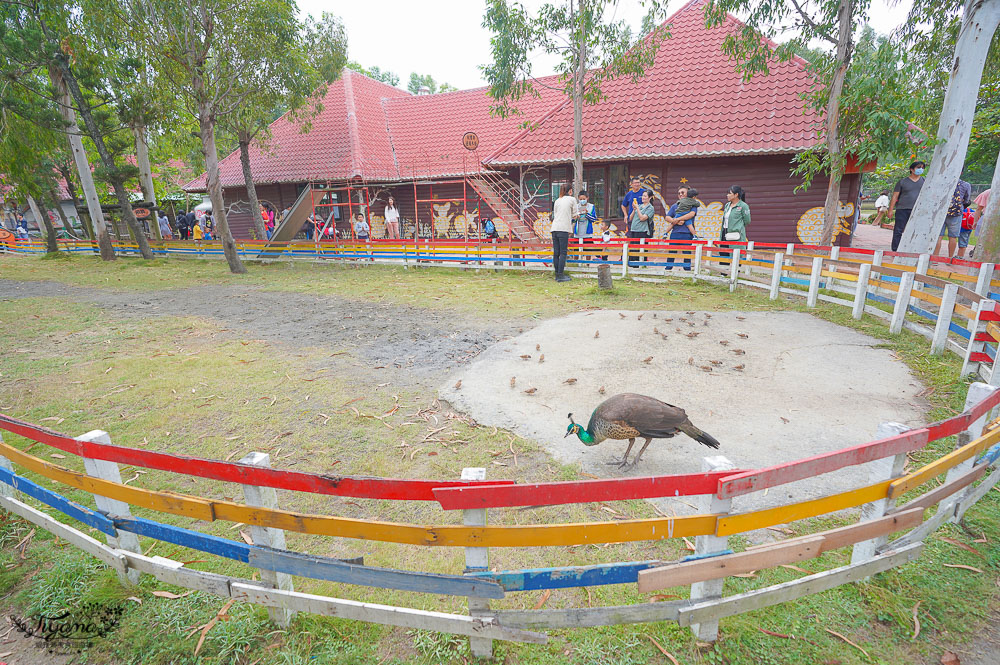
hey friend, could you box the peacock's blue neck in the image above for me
[577,428,599,446]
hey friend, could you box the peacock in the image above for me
[565,393,721,468]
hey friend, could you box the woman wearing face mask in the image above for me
[888,161,926,252]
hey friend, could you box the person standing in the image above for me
[551,184,576,282]
[666,185,698,270]
[628,189,655,239]
[574,190,597,239]
[872,190,890,225]
[722,185,750,241]
[384,196,400,239]
[935,179,972,258]
[158,212,172,239]
[620,176,644,221]
[176,211,189,240]
[969,188,993,258]
[888,160,926,251]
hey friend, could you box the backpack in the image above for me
[948,182,969,217]
[962,209,976,230]
[484,219,496,236]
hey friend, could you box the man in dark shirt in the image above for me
[888,160,925,251]
[620,176,644,221]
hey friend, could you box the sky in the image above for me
[297,0,913,92]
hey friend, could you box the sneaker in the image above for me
[555,274,571,283]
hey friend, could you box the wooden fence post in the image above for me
[689,455,736,643]
[852,263,872,320]
[728,249,741,292]
[693,244,704,276]
[931,282,959,355]
[827,246,840,292]
[769,252,784,300]
[941,383,998,522]
[621,241,629,278]
[806,256,823,308]
[462,467,492,660]
[785,243,794,256]
[915,253,930,277]
[78,430,141,585]
[850,422,909,574]
[889,272,915,334]
[0,432,16,500]
[741,244,753,277]
[974,262,995,297]
[239,452,296,628]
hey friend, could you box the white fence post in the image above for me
[889,272,915,334]
[915,253,930,277]
[974,262,995,297]
[78,430,141,585]
[850,422,909,573]
[239,452,296,628]
[693,244,704,276]
[806,256,823,307]
[931,282,959,355]
[728,249,741,292]
[621,241,629,278]
[689,455,736,643]
[769,252,784,300]
[0,433,16,500]
[852,263,872,320]
[462,467,492,659]
[827,246,840,291]
[941,383,998,522]
[785,242,795,256]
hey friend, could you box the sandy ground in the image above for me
[441,309,928,515]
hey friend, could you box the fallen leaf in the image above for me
[939,651,960,665]
[650,594,682,601]
[126,596,142,604]
[153,590,193,599]
[683,536,696,552]
[780,564,812,575]
[943,564,983,573]
[911,601,921,641]
[533,589,551,609]
[194,599,236,656]
[939,537,984,558]
[239,530,254,545]
[732,571,757,578]
[39,416,64,423]
[49,453,66,459]
[646,635,679,664]
[825,629,869,660]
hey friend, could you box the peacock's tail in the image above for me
[677,422,721,449]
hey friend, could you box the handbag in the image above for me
[725,231,741,241]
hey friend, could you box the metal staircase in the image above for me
[467,170,540,241]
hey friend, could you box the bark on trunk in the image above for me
[971,150,1000,263]
[132,124,162,240]
[27,195,58,254]
[819,0,854,246]
[199,106,246,273]
[572,0,585,196]
[52,56,152,259]
[898,0,1000,254]
[238,134,267,240]
[48,65,114,260]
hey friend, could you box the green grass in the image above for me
[0,254,997,664]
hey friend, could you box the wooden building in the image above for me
[183,0,866,245]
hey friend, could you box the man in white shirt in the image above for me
[551,185,577,282]
[873,191,890,226]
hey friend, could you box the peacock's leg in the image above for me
[613,438,636,468]
[629,438,653,467]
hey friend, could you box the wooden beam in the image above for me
[0,465,117,536]
[466,560,662,592]
[888,427,1000,499]
[493,600,687,630]
[675,543,923,627]
[887,466,987,515]
[229,583,547,645]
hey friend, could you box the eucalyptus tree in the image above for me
[897,0,1000,254]
[482,0,671,194]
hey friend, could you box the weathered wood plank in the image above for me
[0,413,511,502]
[716,429,930,499]
[230,583,547,644]
[0,465,117,536]
[716,482,892,536]
[954,466,1000,521]
[433,471,743,510]
[888,427,1000,499]
[886,466,987,514]
[637,537,824,592]
[466,560,663,591]
[675,543,924,627]
[759,508,924,553]
[494,600,687,630]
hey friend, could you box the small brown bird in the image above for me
[653,313,657,318]
[686,332,701,338]
[663,318,673,322]
[688,357,694,365]
[653,327,660,334]
[704,314,712,319]
[679,317,687,322]
[699,365,713,372]
[523,387,537,395]
[732,349,745,355]
[538,354,545,363]
[564,378,578,385]
[510,377,516,388]
[734,364,745,371]
[709,360,722,366]
[719,340,730,346]
[637,314,644,320]
[598,386,606,394]
[619,313,626,319]
[594,330,600,339]
[736,316,746,321]
[675,327,682,333]
[520,354,532,360]
[660,333,668,340]
[536,343,541,351]
[686,311,695,315]
[642,356,653,364]
[737,333,749,339]
[454,380,462,389]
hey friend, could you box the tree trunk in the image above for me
[132,123,162,240]
[52,56,153,260]
[819,0,854,246]
[238,133,267,240]
[27,195,58,254]
[58,162,93,240]
[899,0,1000,253]
[971,150,1000,263]
[48,65,114,260]
[198,104,246,273]
[46,186,77,239]
[572,0,585,196]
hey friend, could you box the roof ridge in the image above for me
[342,71,365,180]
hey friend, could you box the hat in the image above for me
[909,160,926,170]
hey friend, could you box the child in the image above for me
[672,188,699,221]
[353,213,370,240]
[596,220,613,261]
[191,219,203,243]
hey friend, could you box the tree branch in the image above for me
[788,0,838,45]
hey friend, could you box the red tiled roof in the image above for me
[486,0,819,165]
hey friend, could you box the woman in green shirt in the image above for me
[721,185,750,241]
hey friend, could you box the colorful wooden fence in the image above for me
[5,237,1000,655]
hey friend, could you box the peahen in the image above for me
[565,393,721,468]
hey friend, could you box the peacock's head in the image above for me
[565,413,581,438]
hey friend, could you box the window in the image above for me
[550,166,569,203]
[608,164,628,218]
[583,166,607,217]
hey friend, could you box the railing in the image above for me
[4,236,1000,656]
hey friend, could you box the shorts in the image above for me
[959,228,972,248]
[940,214,962,238]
